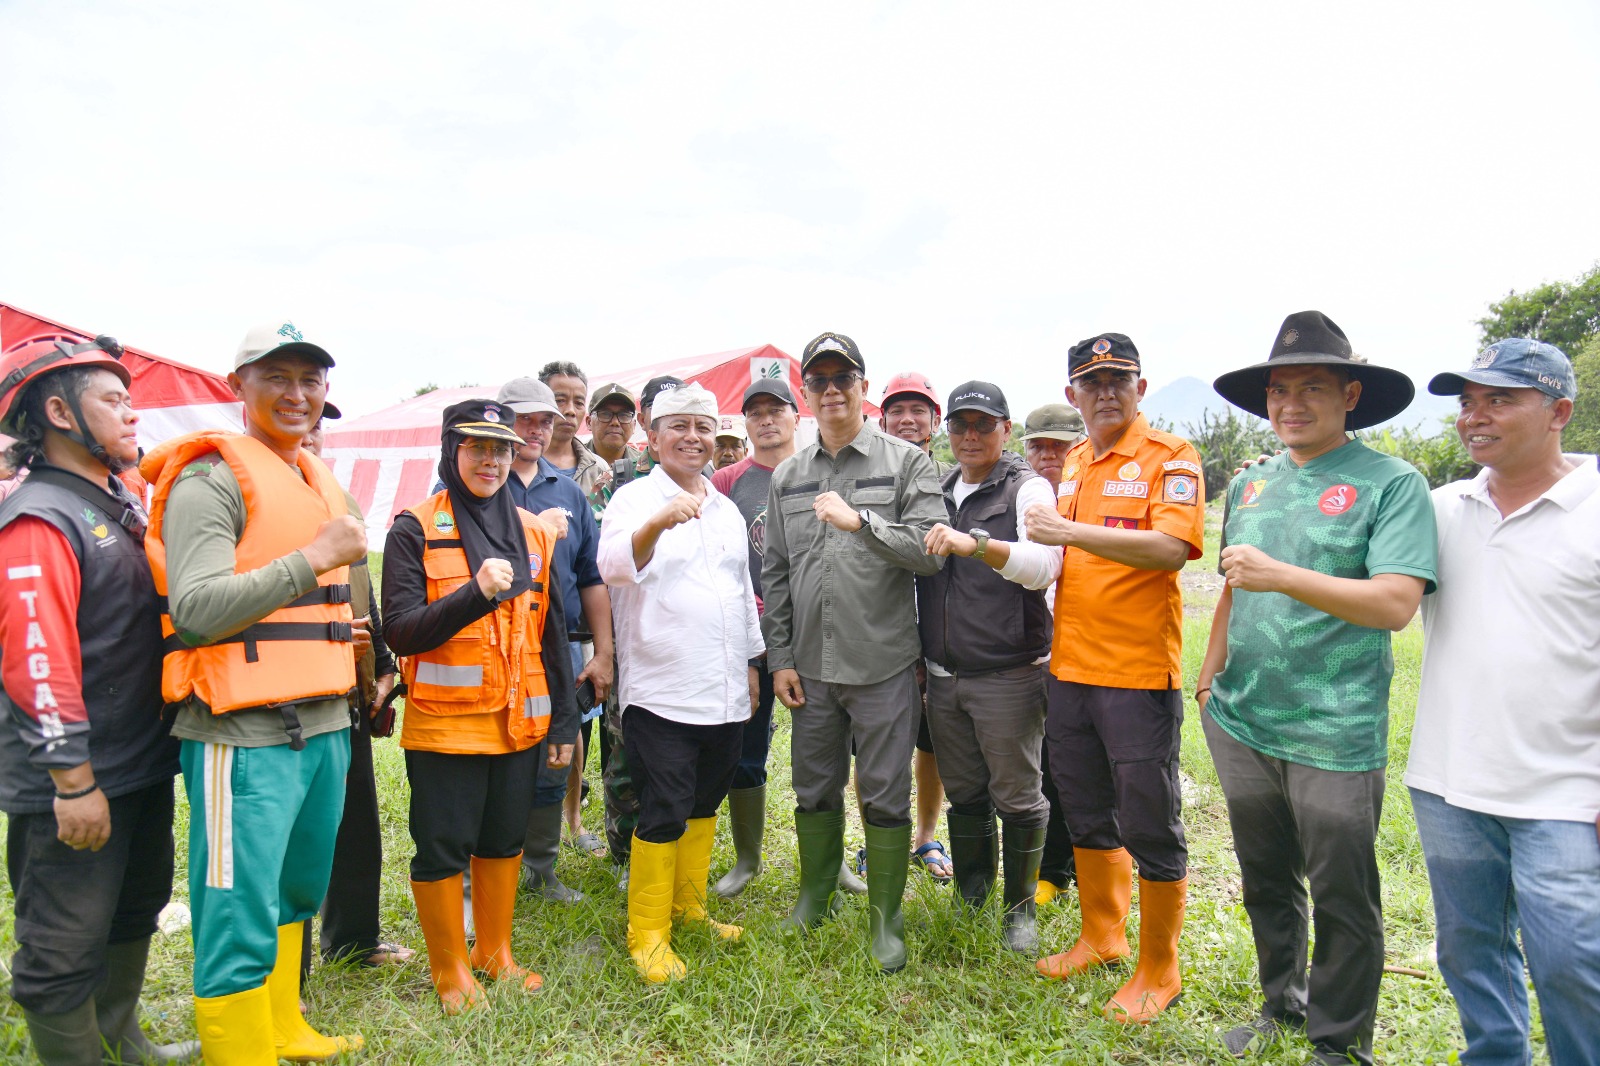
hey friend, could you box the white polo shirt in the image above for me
[1405,456,1600,822]
[598,465,764,726]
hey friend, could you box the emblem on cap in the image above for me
[483,407,501,423]
[1092,338,1112,355]
[1471,345,1499,369]
[1282,329,1299,346]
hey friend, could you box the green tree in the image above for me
[1566,333,1600,454]
[1179,408,1281,499]
[1360,417,1476,489]
[1477,262,1600,353]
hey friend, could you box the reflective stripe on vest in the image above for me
[417,662,484,688]
[140,432,357,714]
[524,693,551,720]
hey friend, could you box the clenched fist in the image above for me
[476,557,516,599]
[304,515,368,574]
[1023,503,1073,546]
[653,492,702,531]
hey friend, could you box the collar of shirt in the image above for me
[646,462,711,499]
[1098,412,1152,459]
[1461,453,1600,513]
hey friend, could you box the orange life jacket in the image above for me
[398,491,554,749]
[141,431,356,717]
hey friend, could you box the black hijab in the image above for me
[436,400,532,604]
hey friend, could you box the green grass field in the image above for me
[0,505,1541,1063]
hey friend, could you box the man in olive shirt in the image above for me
[761,332,946,973]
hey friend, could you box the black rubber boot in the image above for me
[521,801,585,903]
[97,937,202,1063]
[23,1000,101,1066]
[945,805,998,910]
[863,821,912,973]
[1000,817,1046,954]
[711,785,765,898]
[782,809,845,931]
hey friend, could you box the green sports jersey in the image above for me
[1208,440,1438,771]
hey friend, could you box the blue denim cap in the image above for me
[1429,338,1575,401]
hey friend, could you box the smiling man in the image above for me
[1200,311,1437,1065]
[141,320,368,1064]
[1406,339,1600,1066]
[762,332,946,973]
[1025,332,1205,1025]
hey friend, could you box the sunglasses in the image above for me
[802,371,862,394]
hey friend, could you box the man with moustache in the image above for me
[1199,311,1436,1064]
[538,361,610,500]
[712,415,748,470]
[762,333,946,973]
[1018,403,1085,906]
[1025,333,1205,1025]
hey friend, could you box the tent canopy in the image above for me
[1,302,241,447]
[322,343,881,532]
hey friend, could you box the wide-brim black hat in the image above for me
[1212,310,1415,430]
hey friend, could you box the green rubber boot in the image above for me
[782,808,846,931]
[710,785,766,898]
[863,821,912,973]
[22,1000,100,1066]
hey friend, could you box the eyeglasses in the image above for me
[803,371,861,394]
[591,408,636,424]
[459,441,516,463]
[946,417,1001,436]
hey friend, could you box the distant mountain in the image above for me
[1143,375,1458,435]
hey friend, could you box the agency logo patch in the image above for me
[1163,459,1201,475]
[1117,460,1142,481]
[433,511,455,535]
[483,407,501,423]
[1102,481,1148,498]
[1240,479,1266,508]
[1058,479,1078,498]
[528,552,543,576]
[1318,484,1358,516]
[1104,516,1138,529]
[1092,338,1112,355]
[1163,474,1197,504]
[80,508,111,541]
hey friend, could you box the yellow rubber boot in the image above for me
[268,922,364,1061]
[467,854,544,993]
[1103,877,1186,1024]
[1036,847,1132,979]
[411,874,486,1014]
[627,836,686,982]
[193,986,277,1066]
[672,817,742,941]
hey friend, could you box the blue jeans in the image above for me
[732,661,775,790]
[532,641,596,808]
[1410,788,1600,1066]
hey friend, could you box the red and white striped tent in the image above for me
[1,302,241,447]
[321,343,875,533]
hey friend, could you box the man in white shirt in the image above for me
[597,384,763,984]
[919,382,1061,954]
[1407,337,1600,1066]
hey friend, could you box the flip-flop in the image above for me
[357,942,415,967]
[912,840,954,883]
[566,830,608,857]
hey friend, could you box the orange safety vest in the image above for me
[399,491,554,749]
[141,431,357,717]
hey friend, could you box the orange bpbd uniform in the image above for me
[1051,413,1205,690]
[398,491,556,756]
[142,432,356,714]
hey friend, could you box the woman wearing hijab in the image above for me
[382,399,578,1012]
[598,383,764,982]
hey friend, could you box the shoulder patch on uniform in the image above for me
[178,458,220,480]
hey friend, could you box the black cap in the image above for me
[640,375,685,412]
[319,401,343,421]
[801,332,865,374]
[743,378,797,411]
[440,399,524,444]
[946,380,1009,419]
[1067,333,1141,380]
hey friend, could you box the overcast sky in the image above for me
[3,0,1597,422]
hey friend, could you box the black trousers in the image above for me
[405,745,540,882]
[317,712,384,961]
[621,706,743,845]
[1037,723,1075,885]
[1044,677,1187,883]
[6,780,176,1014]
[1204,712,1385,1066]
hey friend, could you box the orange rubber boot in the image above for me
[468,855,544,993]
[1036,847,1132,979]
[1103,876,1186,1024]
[410,874,486,1014]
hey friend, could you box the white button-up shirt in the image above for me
[1406,456,1600,822]
[599,465,764,726]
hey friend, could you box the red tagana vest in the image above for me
[141,432,356,715]
[399,491,555,749]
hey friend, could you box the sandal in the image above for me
[566,830,608,858]
[357,942,415,967]
[912,841,954,884]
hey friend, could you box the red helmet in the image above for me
[880,371,941,418]
[1,333,130,435]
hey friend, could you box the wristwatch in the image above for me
[857,508,873,531]
[970,528,990,560]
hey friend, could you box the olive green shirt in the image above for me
[761,421,946,685]
[164,453,351,748]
